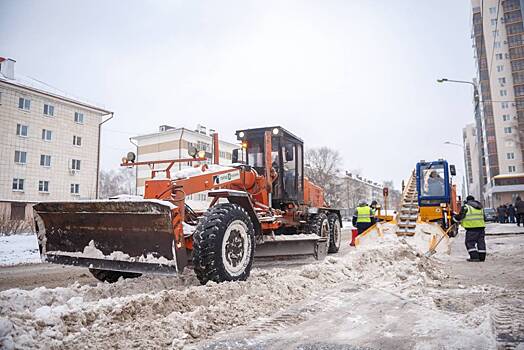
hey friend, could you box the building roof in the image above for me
[0,67,112,115]
[131,127,239,147]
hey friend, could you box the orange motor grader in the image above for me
[33,126,342,284]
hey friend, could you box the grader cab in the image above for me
[34,126,342,284]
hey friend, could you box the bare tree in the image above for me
[99,168,136,199]
[305,147,342,206]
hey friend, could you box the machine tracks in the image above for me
[492,291,524,349]
[396,171,419,236]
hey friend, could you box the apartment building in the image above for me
[0,57,112,222]
[463,123,482,200]
[470,0,524,206]
[337,172,394,218]
[131,125,238,210]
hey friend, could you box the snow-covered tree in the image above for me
[98,168,136,199]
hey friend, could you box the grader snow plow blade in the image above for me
[254,234,328,261]
[33,201,187,275]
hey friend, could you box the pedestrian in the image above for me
[497,205,506,223]
[515,196,524,226]
[454,195,486,262]
[352,200,375,235]
[508,204,516,224]
[504,204,509,223]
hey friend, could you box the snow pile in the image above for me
[47,240,175,265]
[0,240,446,349]
[0,235,40,266]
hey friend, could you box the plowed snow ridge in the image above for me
[0,239,454,349]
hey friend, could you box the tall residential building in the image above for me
[0,57,112,222]
[131,125,238,210]
[471,0,524,206]
[463,123,482,199]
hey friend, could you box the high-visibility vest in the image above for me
[461,205,486,229]
[356,206,372,223]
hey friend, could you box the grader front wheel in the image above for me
[192,203,256,285]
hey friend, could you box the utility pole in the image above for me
[437,78,485,204]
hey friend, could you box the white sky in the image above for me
[0,0,475,190]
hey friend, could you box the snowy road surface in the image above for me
[0,225,523,349]
[0,234,40,266]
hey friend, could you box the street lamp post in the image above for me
[437,78,484,203]
[443,141,469,198]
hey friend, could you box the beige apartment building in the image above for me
[131,125,238,210]
[470,0,524,206]
[0,57,112,222]
[463,123,482,200]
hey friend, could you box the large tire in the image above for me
[308,213,330,254]
[192,203,255,285]
[88,269,141,283]
[327,213,342,253]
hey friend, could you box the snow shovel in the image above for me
[424,224,456,258]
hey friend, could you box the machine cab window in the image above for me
[417,160,450,206]
[236,127,304,207]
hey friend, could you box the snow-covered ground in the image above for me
[0,224,523,349]
[0,235,40,266]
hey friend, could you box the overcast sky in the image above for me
[0,0,475,190]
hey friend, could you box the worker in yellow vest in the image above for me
[352,201,375,235]
[454,195,486,262]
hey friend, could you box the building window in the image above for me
[496,53,503,60]
[43,104,55,117]
[38,180,49,193]
[499,77,506,85]
[74,112,84,124]
[492,30,499,37]
[489,6,497,14]
[500,89,508,96]
[16,123,28,137]
[12,178,24,191]
[73,135,82,146]
[509,165,516,172]
[70,183,80,195]
[494,41,501,48]
[507,152,515,160]
[14,150,27,164]
[497,65,504,72]
[18,97,30,111]
[71,159,81,171]
[505,127,513,133]
[40,154,51,167]
[502,101,509,108]
[41,129,53,141]
[491,18,498,25]
[505,52,510,59]
[503,114,511,121]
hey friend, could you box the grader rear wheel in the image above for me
[192,203,256,285]
[327,214,342,253]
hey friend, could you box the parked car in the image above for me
[484,208,497,222]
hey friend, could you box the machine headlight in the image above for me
[272,128,279,135]
[238,131,245,138]
[197,150,206,158]
[126,152,136,163]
